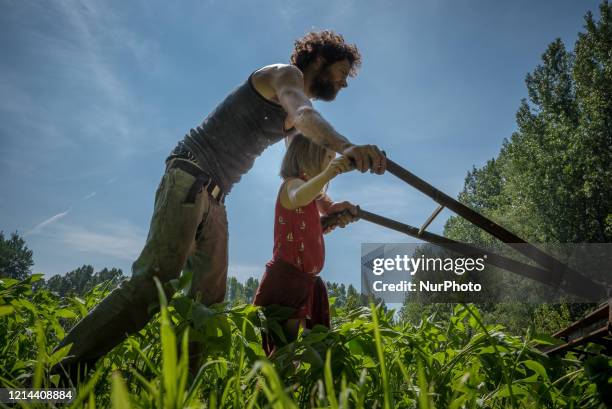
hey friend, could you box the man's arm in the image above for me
[271,65,351,153]
[271,65,386,174]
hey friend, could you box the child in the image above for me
[253,134,354,357]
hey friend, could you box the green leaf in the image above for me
[347,339,365,356]
[56,309,78,319]
[523,359,549,381]
[0,278,19,288]
[303,330,328,344]
[0,305,15,316]
[494,384,529,398]
[192,304,216,329]
[530,333,564,346]
[49,343,72,366]
[263,304,296,321]
[178,269,193,292]
[172,295,193,320]
[30,274,44,283]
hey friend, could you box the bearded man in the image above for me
[52,29,386,382]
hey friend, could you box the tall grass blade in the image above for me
[111,371,132,409]
[370,302,392,409]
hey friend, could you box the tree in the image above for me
[345,284,361,310]
[225,276,246,305]
[243,277,259,302]
[95,267,125,286]
[326,281,347,307]
[444,2,612,245]
[0,231,33,280]
[438,2,612,335]
[44,265,125,297]
[224,276,259,306]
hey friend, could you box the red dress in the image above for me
[253,177,331,355]
[273,178,325,273]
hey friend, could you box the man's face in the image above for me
[310,59,351,101]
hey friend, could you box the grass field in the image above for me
[1,274,610,408]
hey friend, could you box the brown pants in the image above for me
[53,158,228,381]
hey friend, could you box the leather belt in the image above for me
[166,158,225,204]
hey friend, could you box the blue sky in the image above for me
[0,0,602,289]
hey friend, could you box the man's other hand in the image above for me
[341,144,386,174]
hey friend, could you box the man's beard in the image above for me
[309,71,338,101]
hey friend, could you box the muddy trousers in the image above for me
[52,158,228,384]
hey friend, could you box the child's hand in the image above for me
[324,156,354,178]
[321,202,359,233]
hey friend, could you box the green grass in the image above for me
[0,274,610,408]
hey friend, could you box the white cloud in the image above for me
[83,191,97,200]
[25,209,71,236]
[53,219,145,261]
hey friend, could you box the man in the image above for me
[52,29,386,382]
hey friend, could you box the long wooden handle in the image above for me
[384,158,606,299]
[320,206,607,300]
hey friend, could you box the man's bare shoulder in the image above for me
[251,64,304,102]
[252,64,302,81]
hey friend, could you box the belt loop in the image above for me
[211,185,221,199]
[206,180,225,203]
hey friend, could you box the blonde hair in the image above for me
[280,134,329,179]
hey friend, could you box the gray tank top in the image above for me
[175,71,293,195]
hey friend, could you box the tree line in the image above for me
[0,230,371,309]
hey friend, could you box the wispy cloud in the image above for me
[51,0,168,155]
[25,209,71,236]
[1,0,171,182]
[83,192,97,200]
[54,219,145,261]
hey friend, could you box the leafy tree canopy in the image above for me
[0,231,33,280]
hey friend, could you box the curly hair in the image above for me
[290,30,361,76]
